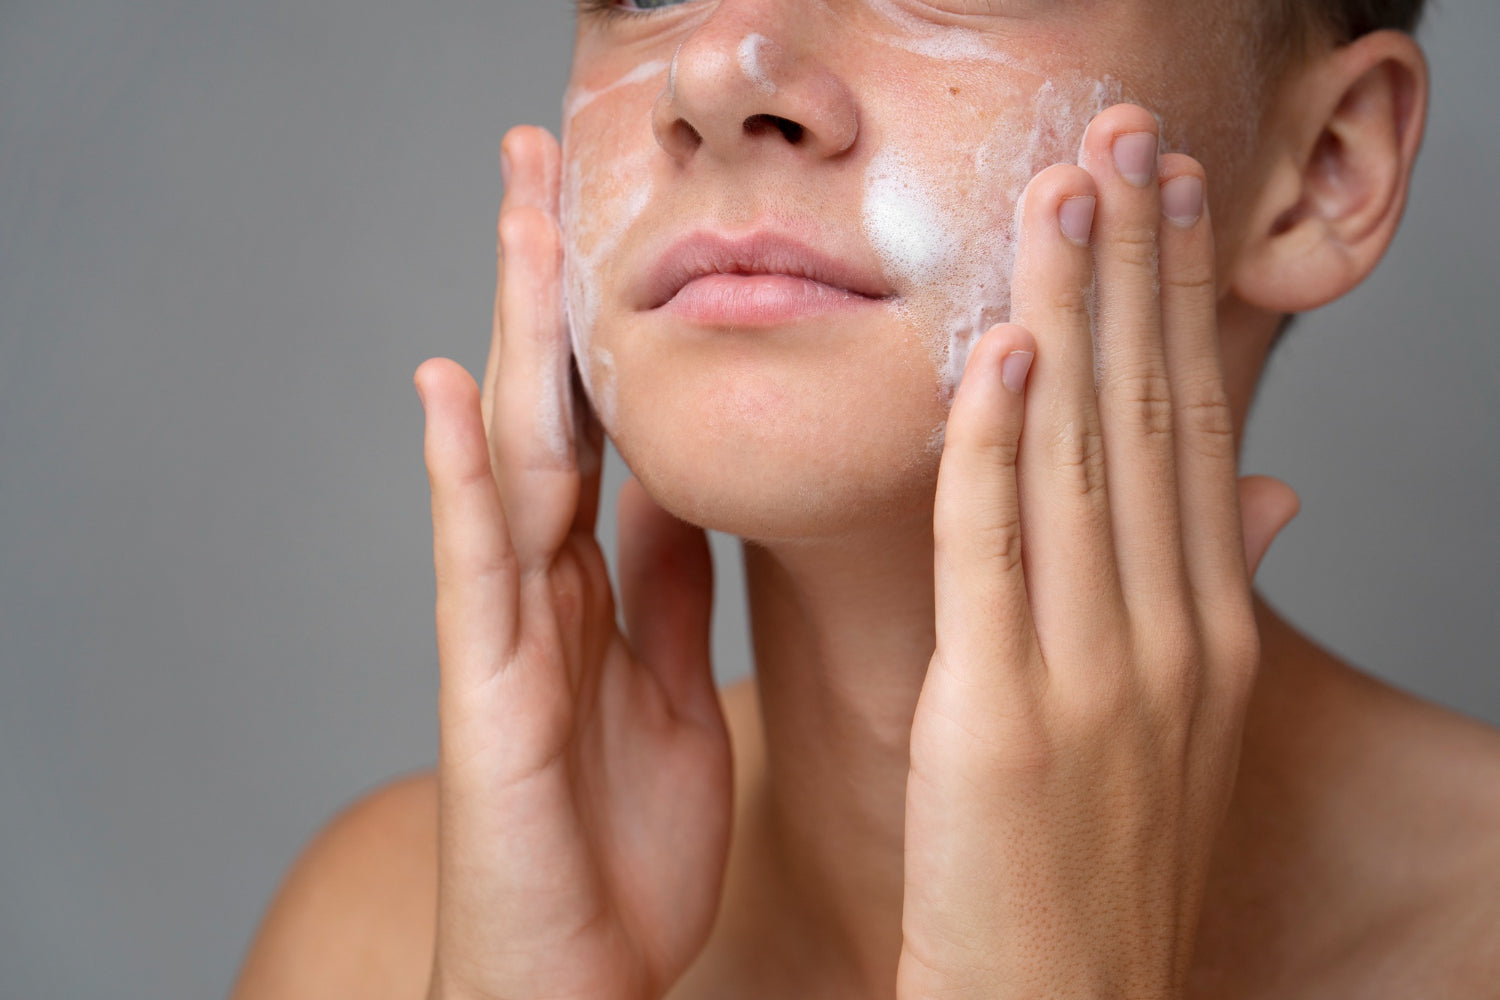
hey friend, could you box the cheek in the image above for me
[560,123,654,431]
[859,71,1127,402]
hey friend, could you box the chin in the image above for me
[603,354,947,543]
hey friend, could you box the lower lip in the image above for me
[661,273,884,326]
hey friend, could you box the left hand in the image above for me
[897,104,1301,999]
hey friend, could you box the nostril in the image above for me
[744,114,805,144]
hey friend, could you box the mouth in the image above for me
[641,230,895,327]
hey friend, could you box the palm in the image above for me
[477,533,732,1000]
[419,124,731,1000]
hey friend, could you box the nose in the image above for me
[652,9,859,165]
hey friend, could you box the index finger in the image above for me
[416,357,521,682]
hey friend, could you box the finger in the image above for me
[1078,105,1190,625]
[1153,153,1248,615]
[933,324,1041,685]
[571,363,607,536]
[1009,162,1126,653]
[482,127,562,431]
[415,357,520,686]
[1237,475,1300,581]
[616,478,720,732]
[492,141,580,574]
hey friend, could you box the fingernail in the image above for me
[1059,196,1096,246]
[1161,174,1204,227]
[501,147,513,190]
[1112,132,1158,187]
[1001,350,1034,394]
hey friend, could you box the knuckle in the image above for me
[974,510,1025,574]
[1179,386,1236,458]
[499,204,560,253]
[980,430,1022,469]
[945,406,1022,465]
[1161,264,1215,295]
[1050,417,1108,499]
[1046,277,1095,321]
[1105,222,1160,271]
[1108,368,1175,439]
[441,441,498,496]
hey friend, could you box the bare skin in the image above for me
[229,3,1500,998]
[230,609,1500,1000]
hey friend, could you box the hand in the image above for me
[414,125,732,1000]
[897,105,1301,999]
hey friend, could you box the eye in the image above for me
[576,0,694,17]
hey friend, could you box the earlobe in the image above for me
[1231,30,1428,315]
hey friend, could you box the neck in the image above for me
[737,514,938,994]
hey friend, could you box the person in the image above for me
[231,2,1500,998]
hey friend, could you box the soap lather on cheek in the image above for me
[859,71,1130,415]
[558,65,669,434]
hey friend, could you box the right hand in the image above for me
[413,125,734,1000]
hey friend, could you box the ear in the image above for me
[1231,30,1428,314]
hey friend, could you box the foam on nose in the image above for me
[738,33,776,95]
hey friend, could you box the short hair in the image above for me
[1264,0,1430,70]
[1304,0,1428,39]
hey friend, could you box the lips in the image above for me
[640,231,895,312]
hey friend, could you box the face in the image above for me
[561,0,1264,541]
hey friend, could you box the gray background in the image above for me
[0,1,1495,997]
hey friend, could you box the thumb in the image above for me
[616,477,720,732]
[1238,475,1301,582]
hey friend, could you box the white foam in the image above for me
[738,34,776,95]
[861,0,1026,68]
[564,60,670,123]
[859,69,1134,401]
[559,61,671,436]
[862,145,956,283]
[559,147,652,434]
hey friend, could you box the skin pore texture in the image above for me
[558,2,1263,542]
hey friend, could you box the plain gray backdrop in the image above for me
[1,1,1496,997]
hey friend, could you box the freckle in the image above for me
[949,86,961,96]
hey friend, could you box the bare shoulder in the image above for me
[1318,662,1500,994]
[229,769,439,1000]
[1211,606,1500,997]
[228,680,761,1000]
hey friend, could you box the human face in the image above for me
[561,0,1262,541]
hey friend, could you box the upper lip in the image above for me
[640,230,895,310]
